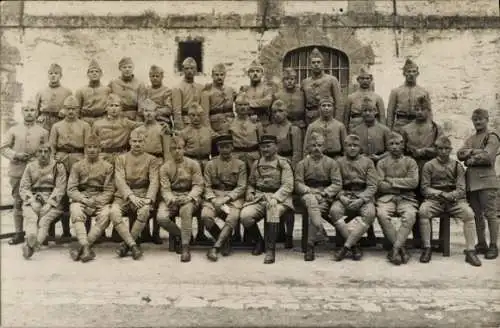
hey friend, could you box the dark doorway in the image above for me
[177,41,203,73]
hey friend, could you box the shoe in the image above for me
[181,245,191,262]
[115,242,129,257]
[474,242,488,255]
[247,225,264,255]
[220,239,231,257]
[284,235,294,249]
[485,244,498,260]
[352,245,363,261]
[464,250,482,267]
[173,236,182,254]
[80,245,95,263]
[206,247,218,262]
[388,248,401,265]
[151,235,163,245]
[9,233,25,245]
[419,247,432,263]
[263,223,278,264]
[334,246,350,262]
[304,244,315,261]
[22,244,34,259]
[130,245,143,260]
[69,245,83,261]
[399,247,411,264]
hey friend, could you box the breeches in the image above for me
[468,189,499,244]
[23,201,63,246]
[201,202,240,229]
[70,202,111,225]
[239,201,288,226]
[156,201,198,245]
[377,197,418,247]
[330,201,376,226]
[10,177,23,232]
[55,152,84,173]
[419,200,474,222]
[110,198,151,223]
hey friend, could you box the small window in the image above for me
[177,41,203,73]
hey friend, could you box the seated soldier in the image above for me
[202,135,247,262]
[376,132,419,265]
[19,143,67,259]
[330,134,378,261]
[67,134,116,262]
[156,136,204,263]
[240,135,294,264]
[295,133,342,261]
[418,136,482,267]
[111,130,160,260]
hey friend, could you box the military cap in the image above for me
[182,57,197,67]
[187,102,204,114]
[416,95,431,109]
[310,132,325,143]
[130,128,146,139]
[271,99,287,111]
[48,63,62,73]
[248,59,264,71]
[357,66,372,78]
[403,58,418,71]
[344,134,361,144]
[88,59,101,72]
[118,57,133,68]
[170,135,186,147]
[435,135,452,147]
[388,132,404,142]
[38,142,51,150]
[319,96,334,105]
[283,68,297,78]
[214,134,233,145]
[235,92,250,104]
[212,63,226,73]
[139,99,158,111]
[22,100,38,110]
[259,134,278,144]
[310,48,324,61]
[149,65,164,74]
[85,133,101,146]
[63,95,80,108]
[472,108,489,118]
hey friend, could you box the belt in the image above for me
[129,182,149,189]
[433,186,456,192]
[350,113,362,118]
[102,146,128,153]
[305,179,331,188]
[396,112,416,120]
[209,108,234,116]
[32,187,54,192]
[186,154,210,161]
[324,151,342,158]
[149,152,163,158]
[278,150,293,157]
[172,186,192,193]
[80,111,106,118]
[56,146,84,153]
[78,185,104,192]
[256,186,279,193]
[233,145,259,152]
[212,185,236,192]
[343,183,367,191]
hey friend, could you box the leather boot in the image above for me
[334,246,350,262]
[304,244,315,261]
[9,233,25,245]
[152,221,163,245]
[208,225,221,242]
[221,239,232,257]
[115,242,129,257]
[464,250,482,267]
[69,244,83,261]
[247,225,264,255]
[22,244,34,259]
[130,244,143,260]
[388,248,401,265]
[264,223,278,264]
[174,236,182,254]
[80,245,95,263]
[111,228,122,242]
[474,242,488,255]
[181,245,191,262]
[399,247,411,264]
[216,225,233,257]
[206,247,218,262]
[195,218,210,243]
[485,244,498,260]
[284,235,294,249]
[419,247,432,263]
[352,245,363,261]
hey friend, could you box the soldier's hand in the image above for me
[440,192,455,203]
[267,198,278,209]
[212,197,226,209]
[129,195,145,208]
[29,200,42,214]
[347,199,364,211]
[339,196,350,206]
[379,181,392,191]
[246,194,255,202]
[40,204,52,217]
[83,206,96,216]
[14,152,29,161]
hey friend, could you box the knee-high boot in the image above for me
[264,223,278,264]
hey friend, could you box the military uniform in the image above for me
[401,121,443,170]
[351,122,391,161]
[302,74,343,124]
[0,121,49,243]
[344,91,385,132]
[304,118,347,158]
[240,83,273,126]
[144,85,173,124]
[458,125,499,258]
[179,125,214,170]
[134,122,170,161]
[229,117,263,170]
[201,83,236,134]
[19,158,67,250]
[35,83,72,131]
[274,87,306,130]
[172,80,204,130]
[265,120,303,169]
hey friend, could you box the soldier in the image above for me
[0,101,49,245]
[75,59,111,125]
[134,99,170,161]
[376,132,419,265]
[457,109,499,259]
[201,63,236,135]
[19,143,67,259]
[351,97,391,164]
[108,57,146,121]
[303,96,347,159]
[156,136,204,262]
[144,65,173,127]
[172,57,204,130]
[344,66,385,132]
[330,134,378,261]
[387,59,430,132]
[301,48,343,124]
[92,94,142,165]
[273,68,306,130]
[229,93,264,170]
[240,60,273,126]
[419,136,482,266]
[240,135,294,264]
[111,130,160,259]
[202,135,247,261]
[67,134,115,262]
[35,63,72,131]
[49,95,92,242]
[295,133,342,261]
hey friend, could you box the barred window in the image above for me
[283,46,350,95]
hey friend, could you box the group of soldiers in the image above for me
[1,48,498,267]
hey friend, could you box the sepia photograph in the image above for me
[0,0,499,327]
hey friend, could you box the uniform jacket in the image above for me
[421,158,466,201]
[159,156,204,203]
[351,122,391,157]
[274,87,306,128]
[35,84,72,114]
[240,83,273,118]
[376,155,419,202]
[179,125,215,158]
[108,76,147,112]
[200,83,236,116]
[75,83,111,119]
[303,118,347,156]
[336,155,379,203]
[92,117,142,150]
[301,73,343,121]
[401,120,443,169]
[294,155,342,202]
[172,80,204,129]
[144,85,173,119]
[114,152,160,201]
[134,122,170,160]
[344,90,385,129]
[265,121,303,169]
[387,84,430,129]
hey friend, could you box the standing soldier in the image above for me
[75,59,111,125]
[303,96,347,159]
[35,63,72,131]
[376,132,419,265]
[240,135,294,264]
[295,133,342,261]
[240,60,273,126]
[0,101,49,245]
[273,68,306,130]
[457,109,499,259]
[134,99,170,161]
[19,144,67,259]
[202,135,247,261]
[351,97,391,164]
[344,67,385,132]
[156,136,204,262]
[108,57,146,121]
[387,59,430,132]
[301,48,343,124]
[144,65,173,127]
[172,57,204,130]
[67,134,115,262]
[419,136,482,266]
[330,135,378,262]
[111,130,160,259]
[201,63,236,135]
